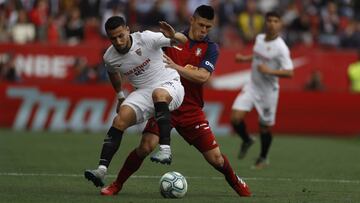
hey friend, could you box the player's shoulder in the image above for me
[256,33,266,41]
[275,36,290,52]
[202,39,219,54]
[103,45,116,62]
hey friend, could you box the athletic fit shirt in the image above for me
[164,31,219,111]
[250,34,293,94]
[104,31,180,89]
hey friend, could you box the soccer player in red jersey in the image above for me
[100,5,251,197]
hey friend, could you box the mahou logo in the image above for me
[7,87,116,132]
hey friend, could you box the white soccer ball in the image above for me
[159,171,188,198]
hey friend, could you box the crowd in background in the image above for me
[1,0,360,86]
[0,0,359,48]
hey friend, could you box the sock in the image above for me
[115,149,145,185]
[154,102,171,146]
[260,131,272,159]
[231,121,251,143]
[98,127,123,167]
[214,154,239,187]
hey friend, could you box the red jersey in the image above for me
[164,31,219,118]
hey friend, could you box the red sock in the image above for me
[115,149,145,185]
[215,154,239,187]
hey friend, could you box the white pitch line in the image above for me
[0,172,359,184]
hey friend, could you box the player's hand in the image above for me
[116,98,125,113]
[258,64,273,75]
[163,54,181,70]
[235,53,248,62]
[159,21,175,38]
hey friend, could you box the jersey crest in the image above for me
[135,48,142,56]
[195,48,202,56]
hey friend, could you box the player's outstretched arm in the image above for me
[163,54,210,84]
[235,53,253,62]
[159,21,188,45]
[258,64,294,78]
[107,71,125,112]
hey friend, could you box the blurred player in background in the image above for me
[84,16,187,187]
[231,11,294,169]
[100,5,251,197]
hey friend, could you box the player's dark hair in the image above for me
[105,16,126,31]
[193,5,214,20]
[265,11,281,20]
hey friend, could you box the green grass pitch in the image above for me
[0,129,359,203]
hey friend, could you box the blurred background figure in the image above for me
[0,52,19,82]
[318,1,340,47]
[11,9,35,44]
[237,0,264,44]
[304,69,325,91]
[348,50,360,93]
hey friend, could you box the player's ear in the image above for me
[189,16,195,25]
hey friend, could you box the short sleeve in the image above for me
[143,30,171,50]
[198,43,219,73]
[278,45,293,70]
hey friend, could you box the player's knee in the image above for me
[209,153,224,168]
[137,136,157,157]
[152,88,171,103]
[112,115,129,131]
[230,110,245,124]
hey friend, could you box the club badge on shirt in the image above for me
[195,48,202,56]
[135,48,142,56]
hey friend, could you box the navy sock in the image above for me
[231,121,251,143]
[260,131,272,158]
[99,127,123,167]
[154,102,171,146]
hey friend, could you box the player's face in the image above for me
[190,16,214,41]
[107,26,131,53]
[265,16,282,36]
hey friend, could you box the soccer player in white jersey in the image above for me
[231,11,294,169]
[84,16,187,187]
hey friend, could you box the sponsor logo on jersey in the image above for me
[205,61,214,69]
[135,48,142,56]
[124,58,151,76]
[195,48,202,56]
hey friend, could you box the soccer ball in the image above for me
[159,171,188,198]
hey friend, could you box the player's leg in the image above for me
[253,93,278,169]
[176,116,251,197]
[84,104,137,187]
[231,91,255,159]
[253,123,272,169]
[151,87,173,163]
[150,79,184,164]
[186,131,251,197]
[101,131,159,195]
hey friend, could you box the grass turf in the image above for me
[0,129,359,203]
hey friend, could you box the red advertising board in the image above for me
[1,82,359,136]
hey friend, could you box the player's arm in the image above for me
[235,53,253,62]
[258,64,294,78]
[107,71,125,112]
[159,21,187,45]
[259,46,294,78]
[164,55,210,84]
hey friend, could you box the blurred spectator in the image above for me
[11,9,35,44]
[64,8,84,45]
[304,70,325,91]
[79,0,101,19]
[72,57,96,83]
[0,52,19,82]
[101,1,126,36]
[318,1,340,47]
[217,0,242,47]
[237,0,264,43]
[340,20,360,49]
[141,0,166,30]
[348,50,360,93]
[29,0,49,41]
[287,12,313,46]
